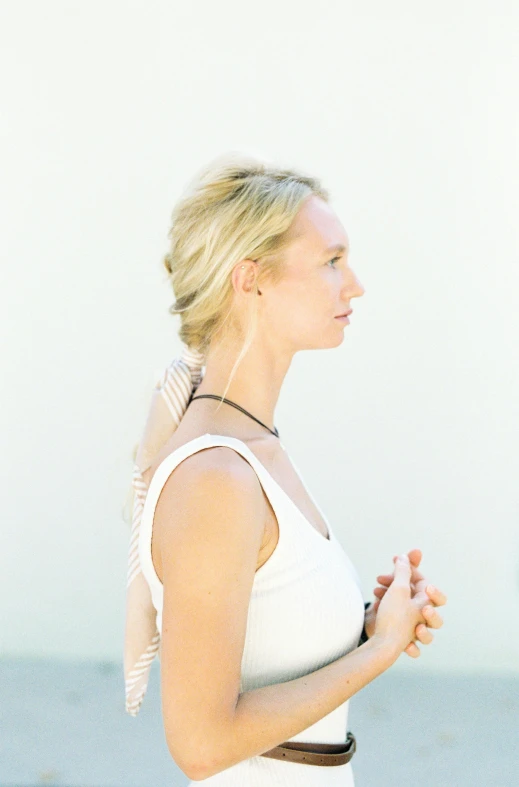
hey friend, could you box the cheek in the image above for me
[267,289,329,337]
[264,272,335,329]
[271,280,312,317]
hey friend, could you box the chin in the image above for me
[326,331,346,349]
[297,330,346,352]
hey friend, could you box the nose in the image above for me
[342,269,365,299]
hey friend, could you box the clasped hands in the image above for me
[363,548,447,658]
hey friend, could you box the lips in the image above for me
[335,309,353,318]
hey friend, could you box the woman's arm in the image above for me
[155,448,399,782]
[227,634,397,777]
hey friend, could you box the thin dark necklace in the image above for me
[189,393,279,438]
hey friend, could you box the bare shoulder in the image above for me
[152,444,267,581]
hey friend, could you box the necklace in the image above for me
[189,393,280,438]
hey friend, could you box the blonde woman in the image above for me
[124,153,447,786]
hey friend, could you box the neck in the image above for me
[192,335,294,437]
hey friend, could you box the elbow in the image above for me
[176,761,211,782]
[167,737,229,781]
[181,758,218,782]
[164,702,238,779]
[167,750,203,781]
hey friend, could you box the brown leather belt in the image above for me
[260,731,356,766]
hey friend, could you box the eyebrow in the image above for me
[322,242,349,256]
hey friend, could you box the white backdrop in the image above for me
[1,1,517,674]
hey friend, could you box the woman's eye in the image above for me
[327,256,341,268]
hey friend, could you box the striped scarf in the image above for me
[123,343,205,716]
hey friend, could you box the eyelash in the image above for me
[327,256,341,268]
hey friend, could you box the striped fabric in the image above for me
[123,344,205,716]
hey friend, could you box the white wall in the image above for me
[1,1,517,674]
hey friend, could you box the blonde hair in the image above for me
[121,153,328,528]
[162,151,329,408]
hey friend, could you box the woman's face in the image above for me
[258,194,365,353]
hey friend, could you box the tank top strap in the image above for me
[199,432,286,499]
[138,432,291,592]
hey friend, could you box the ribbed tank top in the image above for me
[138,433,365,786]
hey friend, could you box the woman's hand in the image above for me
[365,548,447,658]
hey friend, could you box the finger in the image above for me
[374,579,423,603]
[413,576,430,595]
[415,623,434,645]
[422,605,444,629]
[415,599,443,628]
[391,559,425,583]
[404,641,421,658]
[407,548,423,567]
[392,548,422,568]
[379,563,424,586]
[376,568,425,589]
[425,585,448,606]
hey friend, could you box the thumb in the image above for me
[392,553,412,586]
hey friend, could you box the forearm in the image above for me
[202,635,398,778]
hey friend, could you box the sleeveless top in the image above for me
[138,433,365,786]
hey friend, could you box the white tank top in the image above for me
[138,433,365,786]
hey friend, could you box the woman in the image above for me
[124,152,447,785]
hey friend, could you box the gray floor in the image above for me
[1,656,517,787]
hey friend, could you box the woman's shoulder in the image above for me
[145,427,267,499]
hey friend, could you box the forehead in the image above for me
[287,195,350,257]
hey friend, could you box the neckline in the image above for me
[203,433,333,544]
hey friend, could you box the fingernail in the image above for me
[427,585,436,594]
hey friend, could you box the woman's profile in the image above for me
[123,152,447,785]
